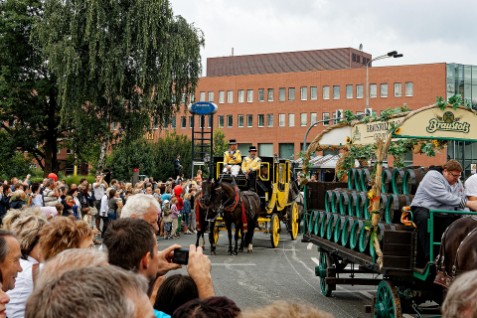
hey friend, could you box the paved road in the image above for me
[161,223,378,317]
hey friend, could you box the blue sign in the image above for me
[188,102,218,115]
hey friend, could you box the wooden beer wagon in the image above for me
[301,103,477,317]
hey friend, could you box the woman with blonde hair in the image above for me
[39,217,94,261]
[6,208,47,318]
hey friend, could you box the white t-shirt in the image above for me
[6,257,39,318]
[93,183,106,201]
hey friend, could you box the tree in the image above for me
[0,0,68,173]
[33,0,204,172]
[213,128,228,157]
[0,131,33,180]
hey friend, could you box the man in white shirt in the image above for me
[93,175,108,231]
[99,190,110,237]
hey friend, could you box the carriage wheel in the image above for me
[373,280,402,318]
[289,202,299,240]
[270,213,280,248]
[318,251,335,297]
[213,227,220,245]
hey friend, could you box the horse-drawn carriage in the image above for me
[194,155,301,254]
[302,104,477,317]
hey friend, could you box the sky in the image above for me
[171,0,476,76]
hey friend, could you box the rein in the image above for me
[223,185,240,212]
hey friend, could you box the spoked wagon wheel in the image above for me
[270,213,280,248]
[288,201,299,240]
[373,280,402,318]
[317,251,335,297]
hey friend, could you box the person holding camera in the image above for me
[223,139,242,177]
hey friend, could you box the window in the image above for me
[300,87,307,101]
[394,82,402,97]
[218,115,224,128]
[199,91,206,101]
[267,114,274,127]
[322,112,330,125]
[171,117,176,129]
[346,84,353,99]
[370,84,377,98]
[300,113,307,126]
[310,112,317,124]
[278,113,286,127]
[380,83,388,98]
[208,91,214,102]
[323,86,330,100]
[310,86,317,100]
[219,90,225,104]
[112,122,118,130]
[356,84,364,99]
[180,116,187,128]
[267,88,274,102]
[247,89,253,103]
[405,82,414,96]
[227,90,233,103]
[238,114,244,128]
[279,88,286,101]
[288,113,295,127]
[258,114,265,127]
[333,85,340,99]
[247,114,253,127]
[288,87,295,101]
[189,93,195,103]
[189,116,194,128]
[258,89,265,102]
[227,115,233,127]
[238,90,245,103]
[181,93,187,105]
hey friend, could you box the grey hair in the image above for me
[0,229,16,263]
[10,211,47,258]
[442,270,477,317]
[36,248,108,288]
[26,266,149,318]
[120,193,160,219]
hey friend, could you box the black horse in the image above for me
[214,182,260,255]
[194,180,220,254]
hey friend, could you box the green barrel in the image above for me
[403,167,428,195]
[391,168,405,195]
[314,211,324,235]
[347,191,357,217]
[338,191,349,216]
[358,225,371,253]
[355,192,367,219]
[359,168,372,192]
[381,168,394,194]
[354,169,362,191]
[349,220,364,250]
[320,212,331,237]
[331,190,340,214]
[326,214,339,241]
[307,210,316,234]
[340,217,354,247]
[384,194,414,224]
[324,190,333,213]
[347,168,357,190]
[333,216,345,243]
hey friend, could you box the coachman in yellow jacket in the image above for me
[223,139,242,177]
[242,145,261,191]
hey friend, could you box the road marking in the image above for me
[307,242,313,250]
[311,257,320,265]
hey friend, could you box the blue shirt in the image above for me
[154,309,171,318]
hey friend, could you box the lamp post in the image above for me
[302,115,344,153]
[365,50,403,108]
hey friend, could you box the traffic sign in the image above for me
[188,102,218,115]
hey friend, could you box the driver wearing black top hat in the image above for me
[242,145,261,191]
[223,139,242,177]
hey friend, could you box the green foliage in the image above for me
[106,133,193,181]
[437,95,471,110]
[0,131,33,180]
[213,129,228,157]
[64,175,95,186]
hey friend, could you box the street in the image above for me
[163,222,377,318]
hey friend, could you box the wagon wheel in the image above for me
[373,280,402,318]
[318,250,335,297]
[270,213,280,248]
[213,227,220,245]
[288,201,299,240]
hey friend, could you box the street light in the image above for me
[366,50,403,108]
[302,114,344,153]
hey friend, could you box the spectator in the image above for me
[0,185,12,225]
[42,179,59,207]
[25,266,154,318]
[239,300,333,318]
[162,200,172,240]
[38,217,94,261]
[170,197,180,238]
[442,269,477,317]
[173,296,240,318]
[182,193,192,234]
[154,274,199,316]
[174,155,183,178]
[0,269,11,318]
[92,174,108,231]
[6,210,47,318]
[35,248,108,288]
[28,183,43,208]
[0,230,22,292]
[120,193,160,233]
[8,191,26,210]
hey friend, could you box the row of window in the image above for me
[199,82,414,104]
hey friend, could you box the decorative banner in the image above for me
[393,106,477,141]
[319,125,352,146]
[352,118,403,145]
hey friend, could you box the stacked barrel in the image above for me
[304,166,428,263]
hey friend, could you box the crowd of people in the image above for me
[0,169,336,318]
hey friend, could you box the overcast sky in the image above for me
[171,0,476,75]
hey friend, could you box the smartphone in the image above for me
[172,248,189,265]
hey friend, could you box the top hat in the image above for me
[249,146,257,152]
[228,139,237,145]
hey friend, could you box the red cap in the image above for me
[47,173,58,182]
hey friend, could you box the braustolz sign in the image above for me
[426,111,470,134]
